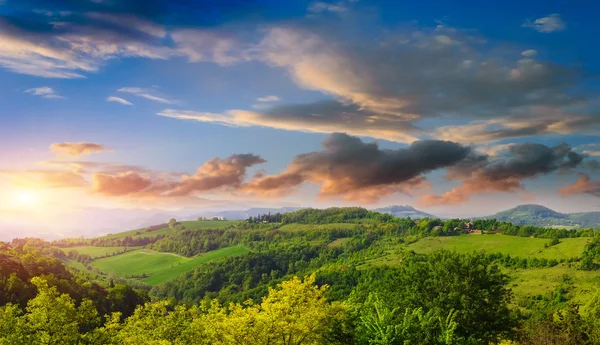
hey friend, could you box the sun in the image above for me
[14,191,39,206]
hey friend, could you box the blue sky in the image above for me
[1,0,600,237]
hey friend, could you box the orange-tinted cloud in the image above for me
[559,174,600,197]
[50,142,107,157]
[419,142,587,206]
[165,154,266,196]
[89,154,265,198]
[244,133,470,203]
[91,171,153,196]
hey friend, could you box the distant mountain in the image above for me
[373,205,438,219]
[481,204,600,229]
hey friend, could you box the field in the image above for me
[60,246,141,258]
[91,245,249,285]
[100,220,240,240]
[359,234,599,304]
[406,234,590,260]
[509,265,600,304]
[328,238,352,247]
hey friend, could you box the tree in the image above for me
[356,294,461,345]
[203,274,347,345]
[356,251,515,344]
[0,277,102,345]
[168,218,177,229]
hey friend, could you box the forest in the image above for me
[1,207,600,344]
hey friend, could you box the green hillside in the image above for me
[91,246,249,285]
[483,204,600,228]
[59,246,141,258]
[406,234,590,260]
[100,220,240,240]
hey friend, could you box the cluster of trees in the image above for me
[4,250,599,344]
[580,236,600,270]
[279,207,397,224]
[246,212,285,223]
[152,243,334,303]
[471,219,597,238]
[0,243,148,317]
[149,228,239,257]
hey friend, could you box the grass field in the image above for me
[328,238,352,247]
[509,265,600,304]
[60,246,141,258]
[360,234,599,303]
[100,220,240,240]
[91,245,250,285]
[278,223,360,232]
[62,259,89,271]
[406,234,590,260]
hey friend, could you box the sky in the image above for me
[1,0,600,238]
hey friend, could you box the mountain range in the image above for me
[372,205,437,219]
[480,204,600,229]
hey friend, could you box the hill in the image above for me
[91,246,249,285]
[481,204,600,228]
[373,205,437,219]
[99,220,240,240]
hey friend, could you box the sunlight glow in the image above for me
[13,191,39,207]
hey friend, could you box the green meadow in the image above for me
[406,234,590,260]
[91,245,250,285]
[100,220,240,240]
[60,246,141,258]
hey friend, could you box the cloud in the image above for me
[25,87,63,99]
[583,150,600,157]
[434,108,600,143]
[170,29,247,65]
[256,95,280,102]
[92,171,153,196]
[419,142,587,206]
[89,153,265,198]
[308,1,349,13]
[559,173,600,197]
[166,154,266,196]
[523,14,566,33]
[158,100,422,143]
[118,87,175,104]
[521,49,537,57]
[160,23,594,143]
[243,133,472,203]
[0,1,258,78]
[50,142,107,157]
[106,96,133,105]
[0,169,87,189]
[0,6,172,78]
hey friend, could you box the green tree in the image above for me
[356,293,461,345]
[356,251,515,344]
[203,274,347,345]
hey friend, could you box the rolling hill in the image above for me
[373,205,437,219]
[481,204,600,228]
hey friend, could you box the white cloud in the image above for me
[308,1,348,13]
[256,95,280,102]
[435,35,454,45]
[25,87,64,99]
[106,96,133,105]
[521,49,537,57]
[157,106,421,143]
[118,87,175,104]
[523,14,566,33]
